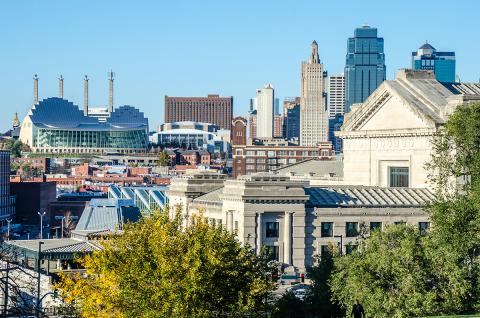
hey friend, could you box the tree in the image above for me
[56,208,275,317]
[330,225,441,317]
[158,150,169,167]
[3,139,23,158]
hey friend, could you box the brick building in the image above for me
[164,95,233,130]
[232,140,333,177]
[273,115,284,138]
[231,117,247,146]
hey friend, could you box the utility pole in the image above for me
[6,220,11,241]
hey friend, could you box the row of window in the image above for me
[321,221,430,237]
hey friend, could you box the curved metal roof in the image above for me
[29,97,148,131]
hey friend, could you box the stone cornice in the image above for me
[335,128,437,139]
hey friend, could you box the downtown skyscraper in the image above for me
[300,41,328,146]
[344,25,386,113]
[255,84,274,138]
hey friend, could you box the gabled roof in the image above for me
[192,187,224,205]
[341,70,480,133]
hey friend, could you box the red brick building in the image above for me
[164,95,233,130]
[232,141,333,177]
[273,115,284,138]
[231,117,247,146]
[248,111,257,140]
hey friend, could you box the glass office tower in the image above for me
[412,43,455,83]
[344,26,386,113]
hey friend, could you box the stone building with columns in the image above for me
[166,171,434,271]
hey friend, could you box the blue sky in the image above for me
[1,0,479,131]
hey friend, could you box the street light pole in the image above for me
[37,211,46,240]
[6,219,11,241]
[61,217,65,239]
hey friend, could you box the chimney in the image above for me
[33,74,39,105]
[108,70,114,113]
[58,75,64,98]
[84,75,89,116]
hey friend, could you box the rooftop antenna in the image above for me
[108,70,114,113]
[58,75,64,98]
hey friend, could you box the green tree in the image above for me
[158,150,169,167]
[56,209,275,318]
[330,225,440,317]
[3,139,23,157]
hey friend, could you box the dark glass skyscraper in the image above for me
[344,26,386,113]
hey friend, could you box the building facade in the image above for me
[256,85,275,138]
[231,117,247,146]
[344,26,386,113]
[164,95,233,130]
[166,172,433,272]
[328,74,345,118]
[412,43,455,83]
[248,110,257,140]
[284,98,301,143]
[0,150,15,223]
[232,140,333,178]
[300,41,328,146]
[337,69,480,188]
[19,98,149,154]
[273,114,284,138]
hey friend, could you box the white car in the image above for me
[293,289,308,300]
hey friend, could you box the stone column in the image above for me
[227,210,234,233]
[256,212,262,255]
[284,211,292,265]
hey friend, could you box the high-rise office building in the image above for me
[164,95,233,130]
[0,150,15,222]
[274,98,280,115]
[344,25,386,113]
[328,74,345,118]
[273,114,284,138]
[300,41,328,146]
[412,43,455,83]
[284,98,301,142]
[248,110,257,140]
[255,84,274,138]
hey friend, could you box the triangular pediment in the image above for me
[342,82,438,132]
[360,94,433,131]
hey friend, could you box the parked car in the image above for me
[293,289,308,301]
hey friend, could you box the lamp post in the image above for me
[61,217,65,239]
[6,219,11,241]
[334,235,343,256]
[37,211,46,240]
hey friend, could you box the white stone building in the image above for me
[328,74,345,118]
[166,171,433,271]
[300,41,328,146]
[337,69,480,188]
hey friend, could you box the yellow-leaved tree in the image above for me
[56,207,276,317]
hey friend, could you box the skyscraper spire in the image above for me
[33,74,39,105]
[108,70,114,113]
[58,75,64,98]
[310,40,319,64]
[12,112,20,129]
[84,75,89,116]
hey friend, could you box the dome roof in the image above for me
[28,97,148,131]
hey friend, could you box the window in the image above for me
[321,222,333,237]
[346,222,359,237]
[267,151,275,157]
[419,222,430,235]
[370,222,382,232]
[346,244,357,255]
[234,221,238,232]
[264,245,279,261]
[389,167,409,187]
[256,151,265,156]
[266,222,279,238]
[246,150,255,156]
[246,158,255,163]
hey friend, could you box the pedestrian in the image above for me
[351,300,365,318]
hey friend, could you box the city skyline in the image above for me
[1,1,479,130]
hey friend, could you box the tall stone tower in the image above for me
[84,75,89,116]
[108,70,114,113]
[300,41,328,146]
[58,75,64,98]
[33,74,39,105]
